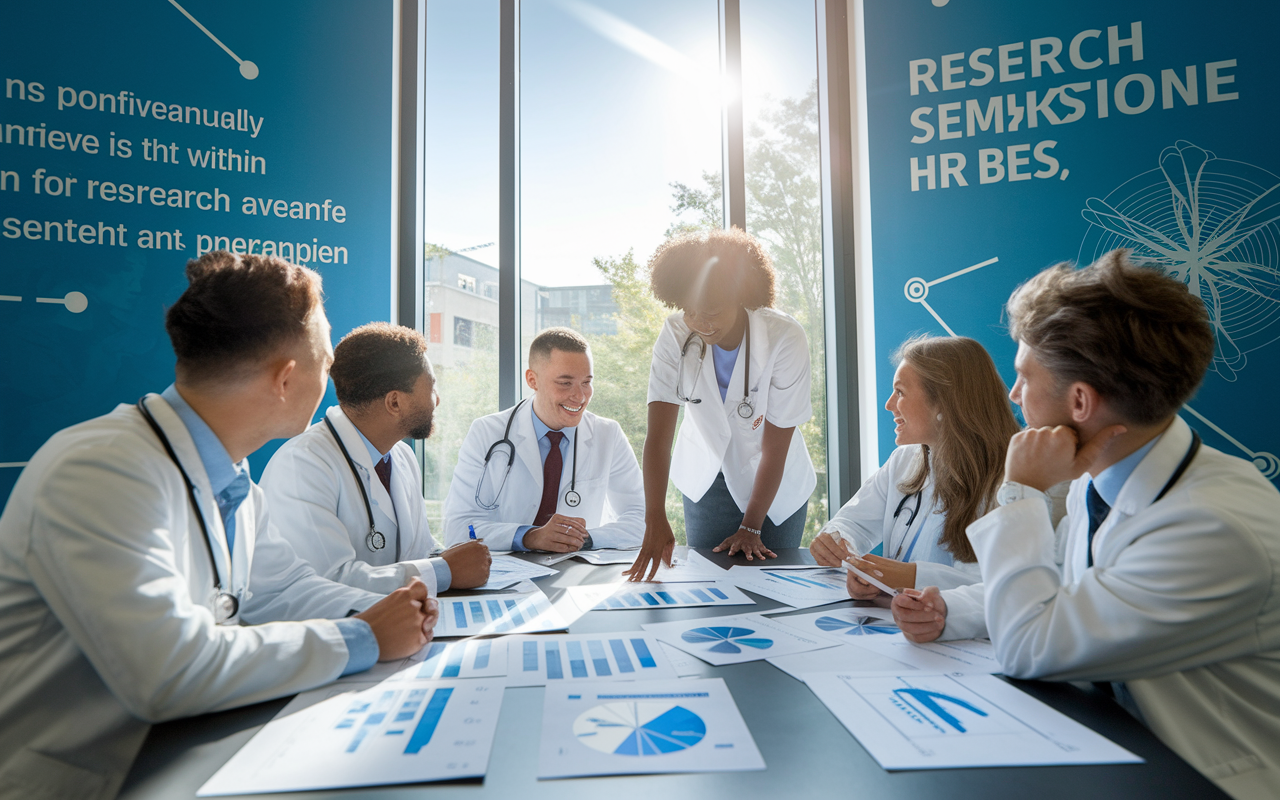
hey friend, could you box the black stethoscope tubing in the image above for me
[680,312,754,419]
[135,398,239,624]
[480,398,580,509]
[891,489,925,561]
[324,416,400,559]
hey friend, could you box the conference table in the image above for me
[119,548,1227,799]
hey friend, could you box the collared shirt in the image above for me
[712,342,740,402]
[512,401,582,551]
[349,419,451,591]
[1091,433,1163,507]
[160,385,377,675]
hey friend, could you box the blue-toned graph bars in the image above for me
[522,637,661,680]
[593,585,732,610]
[441,593,555,634]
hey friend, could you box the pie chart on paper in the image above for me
[680,626,773,654]
[815,616,899,636]
[573,702,707,756]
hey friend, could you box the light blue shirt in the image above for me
[161,385,377,676]
[1091,433,1162,507]
[712,342,739,402]
[350,422,451,591]
[513,402,589,551]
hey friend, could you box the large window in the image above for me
[420,0,842,543]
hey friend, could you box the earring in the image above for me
[936,413,943,421]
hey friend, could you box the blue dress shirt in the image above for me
[161,385,377,675]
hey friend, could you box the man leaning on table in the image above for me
[0,252,438,800]
[262,322,491,593]
[890,250,1280,800]
[442,327,644,552]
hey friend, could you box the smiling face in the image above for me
[885,361,939,447]
[526,347,594,430]
[1009,340,1072,429]
[682,279,745,348]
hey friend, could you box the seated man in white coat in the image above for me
[0,252,438,800]
[891,250,1280,800]
[443,327,644,552]
[262,322,491,593]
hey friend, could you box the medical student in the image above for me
[262,323,491,594]
[891,251,1280,800]
[628,227,815,581]
[808,335,1021,597]
[0,252,437,800]
[442,327,644,552]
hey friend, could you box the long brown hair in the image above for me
[894,335,1021,563]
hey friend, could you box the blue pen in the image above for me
[468,524,477,540]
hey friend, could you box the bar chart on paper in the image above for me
[435,592,568,637]
[506,633,678,686]
[724,567,851,609]
[197,678,505,795]
[386,639,509,680]
[567,581,755,612]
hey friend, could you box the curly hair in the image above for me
[648,227,776,310]
[1006,249,1214,425]
[166,251,323,385]
[330,323,431,407]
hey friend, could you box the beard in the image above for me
[405,405,435,440]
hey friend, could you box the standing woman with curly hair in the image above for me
[626,228,816,580]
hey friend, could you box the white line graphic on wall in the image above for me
[167,0,259,80]
[902,256,998,336]
[1079,140,1280,382]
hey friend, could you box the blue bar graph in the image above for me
[469,601,484,624]
[605,597,624,609]
[709,588,728,600]
[417,642,448,679]
[640,592,659,606]
[506,599,526,627]
[622,594,642,607]
[404,688,454,754]
[442,643,464,678]
[567,640,589,678]
[631,638,656,668]
[675,591,696,603]
[475,641,491,669]
[487,600,504,620]
[609,638,634,672]
[771,572,829,589]
[545,642,564,679]
[453,602,467,628]
[691,589,712,602]
[587,639,612,676]
[656,591,676,604]
[523,640,539,671]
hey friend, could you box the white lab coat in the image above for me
[820,444,980,590]
[0,396,382,800]
[441,402,644,551]
[261,406,444,595]
[964,416,1280,800]
[648,307,816,523]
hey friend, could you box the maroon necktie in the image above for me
[374,455,392,495]
[533,431,564,527]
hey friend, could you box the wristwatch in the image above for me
[996,480,1046,507]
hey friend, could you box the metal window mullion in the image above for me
[816,0,860,506]
[719,0,745,231]
[498,0,521,410]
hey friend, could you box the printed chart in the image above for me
[388,639,509,681]
[435,592,568,637]
[774,607,900,644]
[198,678,505,795]
[479,555,560,591]
[724,566,850,609]
[806,672,1143,770]
[642,612,835,666]
[538,678,765,778]
[566,581,754,613]
[506,633,678,686]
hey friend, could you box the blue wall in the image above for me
[863,0,1280,483]
[0,0,395,501]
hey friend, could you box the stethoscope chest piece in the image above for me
[737,399,754,419]
[366,529,387,551]
[213,591,240,624]
[564,489,581,508]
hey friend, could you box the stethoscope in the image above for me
[676,312,754,419]
[890,490,927,562]
[323,417,400,558]
[135,398,239,625]
[474,398,580,510]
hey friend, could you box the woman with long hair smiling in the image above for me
[811,335,1022,598]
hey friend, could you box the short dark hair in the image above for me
[1006,249,1214,425]
[529,326,589,366]
[648,227,776,310]
[330,323,432,407]
[166,251,323,384]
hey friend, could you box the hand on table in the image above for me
[523,514,589,553]
[625,517,675,582]
[810,531,852,567]
[440,540,492,589]
[891,586,947,643]
[713,527,777,561]
[356,578,437,660]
